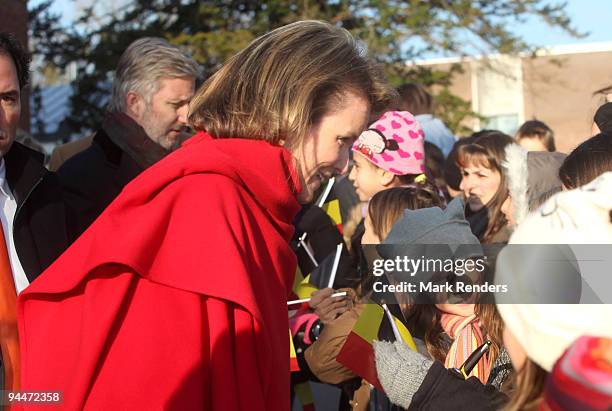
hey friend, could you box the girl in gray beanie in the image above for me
[374,197,510,410]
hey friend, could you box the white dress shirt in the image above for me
[0,158,29,294]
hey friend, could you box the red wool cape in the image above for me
[17,132,301,410]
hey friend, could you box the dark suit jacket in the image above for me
[4,142,69,282]
[57,128,145,245]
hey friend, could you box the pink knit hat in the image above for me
[352,111,425,176]
[541,336,612,411]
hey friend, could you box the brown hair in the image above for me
[405,304,504,368]
[457,131,514,243]
[424,141,448,197]
[0,32,31,90]
[367,184,444,241]
[188,20,395,148]
[395,83,433,115]
[559,132,612,189]
[444,136,475,191]
[503,359,548,411]
[516,120,556,152]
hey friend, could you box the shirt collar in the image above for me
[0,157,9,197]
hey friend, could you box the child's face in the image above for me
[361,214,381,244]
[348,152,389,201]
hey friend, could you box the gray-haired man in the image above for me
[58,37,200,245]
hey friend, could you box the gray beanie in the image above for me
[383,197,480,246]
[376,198,483,288]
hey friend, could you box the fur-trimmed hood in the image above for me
[502,144,566,225]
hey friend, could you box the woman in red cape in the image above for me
[17,21,393,410]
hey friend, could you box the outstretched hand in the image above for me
[373,340,434,409]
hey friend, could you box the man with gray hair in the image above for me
[57,37,199,245]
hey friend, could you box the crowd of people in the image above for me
[0,19,611,411]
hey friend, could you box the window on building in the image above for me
[484,114,520,135]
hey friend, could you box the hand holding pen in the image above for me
[450,340,492,379]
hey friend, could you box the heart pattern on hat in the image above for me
[397,149,411,158]
[352,111,425,176]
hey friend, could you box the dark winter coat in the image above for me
[409,362,508,411]
[5,142,69,281]
[57,113,169,245]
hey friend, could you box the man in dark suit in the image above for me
[58,37,200,244]
[0,32,68,390]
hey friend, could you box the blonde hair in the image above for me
[188,20,394,148]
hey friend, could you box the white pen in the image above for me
[287,291,347,306]
[382,303,403,343]
[326,243,343,289]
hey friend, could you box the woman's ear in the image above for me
[379,169,397,187]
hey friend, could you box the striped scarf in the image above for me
[440,312,491,383]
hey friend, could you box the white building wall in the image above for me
[470,56,524,135]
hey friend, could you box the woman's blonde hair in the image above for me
[188,20,395,148]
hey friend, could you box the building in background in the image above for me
[29,84,76,154]
[418,42,612,152]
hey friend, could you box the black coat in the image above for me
[292,205,357,288]
[57,129,145,244]
[409,362,508,411]
[4,142,69,282]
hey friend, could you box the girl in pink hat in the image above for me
[348,111,428,202]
